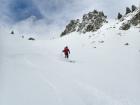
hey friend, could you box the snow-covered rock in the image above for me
[61,10,107,36]
[118,5,140,30]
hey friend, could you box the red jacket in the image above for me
[63,47,70,54]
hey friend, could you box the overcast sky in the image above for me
[0,0,139,37]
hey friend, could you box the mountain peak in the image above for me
[61,10,107,36]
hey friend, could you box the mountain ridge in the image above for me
[61,5,139,37]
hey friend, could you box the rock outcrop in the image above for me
[118,5,140,30]
[61,10,107,36]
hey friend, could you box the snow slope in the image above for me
[0,20,140,105]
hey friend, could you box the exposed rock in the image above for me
[28,37,35,40]
[117,12,123,19]
[119,5,140,30]
[126,7,131,15]
[131,11,140,26]
[98,40,104,43]
[124,43,129,45]
[11,31,14,34]
[61,19,80,36]
[22,36,24,38]
[117,32,122,36]
[61,10,107,36]
[78,10,107,33]
[132,5,137,12]
[120,23,131,30]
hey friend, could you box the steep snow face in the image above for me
[0,20,140,105]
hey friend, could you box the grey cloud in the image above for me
[1,0,139,23]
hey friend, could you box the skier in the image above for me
[62,46,70,58]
